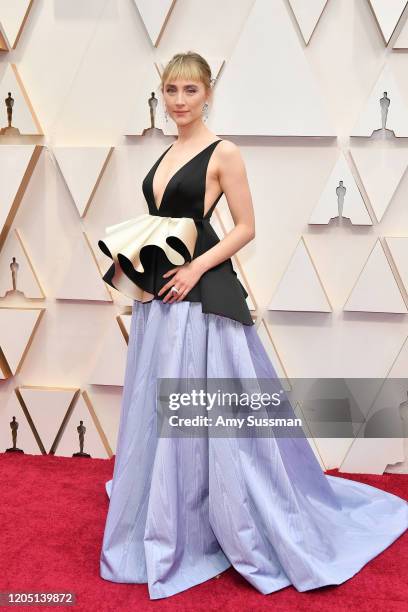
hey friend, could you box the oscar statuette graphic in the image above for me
[6,416,24,453]
[148,91,158,128]
[72,420,91,458]
[9,257,19,293]
[335,180,346,219]
[380,91,390,130]
[142,91,164,135]
[371,91,395,137]
[0,92,20,135]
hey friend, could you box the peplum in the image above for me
[98,139,254,326]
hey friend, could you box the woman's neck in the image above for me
[176,119,213,145]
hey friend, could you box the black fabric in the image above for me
[103,139,254,326]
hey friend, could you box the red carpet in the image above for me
[0,452,406,612]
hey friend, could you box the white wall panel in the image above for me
[210,0,335,135]
[288,0,329,45]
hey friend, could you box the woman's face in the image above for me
[162,78,209,125]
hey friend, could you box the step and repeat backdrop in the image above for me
[0,0,408,474]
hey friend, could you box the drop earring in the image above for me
[164,105,169,123]
[202,101,209,122]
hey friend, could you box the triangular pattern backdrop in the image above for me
[0,0,407,475]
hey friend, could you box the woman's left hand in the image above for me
[158,261,204,303]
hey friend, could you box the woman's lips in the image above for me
[175,111,188,114]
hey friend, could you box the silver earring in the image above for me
[202,102,209,122]
[164,106,168,123]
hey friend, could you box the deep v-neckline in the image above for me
[152,139,222,212]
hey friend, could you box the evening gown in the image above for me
[97,139,408,600]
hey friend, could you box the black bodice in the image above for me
[143,140,224,221]
[101,139,254,326]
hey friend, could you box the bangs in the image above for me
[163,59,204,86]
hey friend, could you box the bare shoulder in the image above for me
[214,139,246,178]
[215,139,244,167]
[217,139,240,156]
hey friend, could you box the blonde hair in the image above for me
[161,52,213,93]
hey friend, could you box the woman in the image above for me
[98,52,407,600]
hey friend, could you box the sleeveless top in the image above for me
[100,139,254,326]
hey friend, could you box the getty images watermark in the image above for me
[156,377,408,439]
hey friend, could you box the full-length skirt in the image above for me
[100,299,408,600]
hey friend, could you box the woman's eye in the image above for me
[165,88,196,94]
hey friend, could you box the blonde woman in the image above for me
[98,52,408,600]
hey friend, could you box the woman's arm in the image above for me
[192,140,255,276]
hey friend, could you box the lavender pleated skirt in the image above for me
[99,299,408,600]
